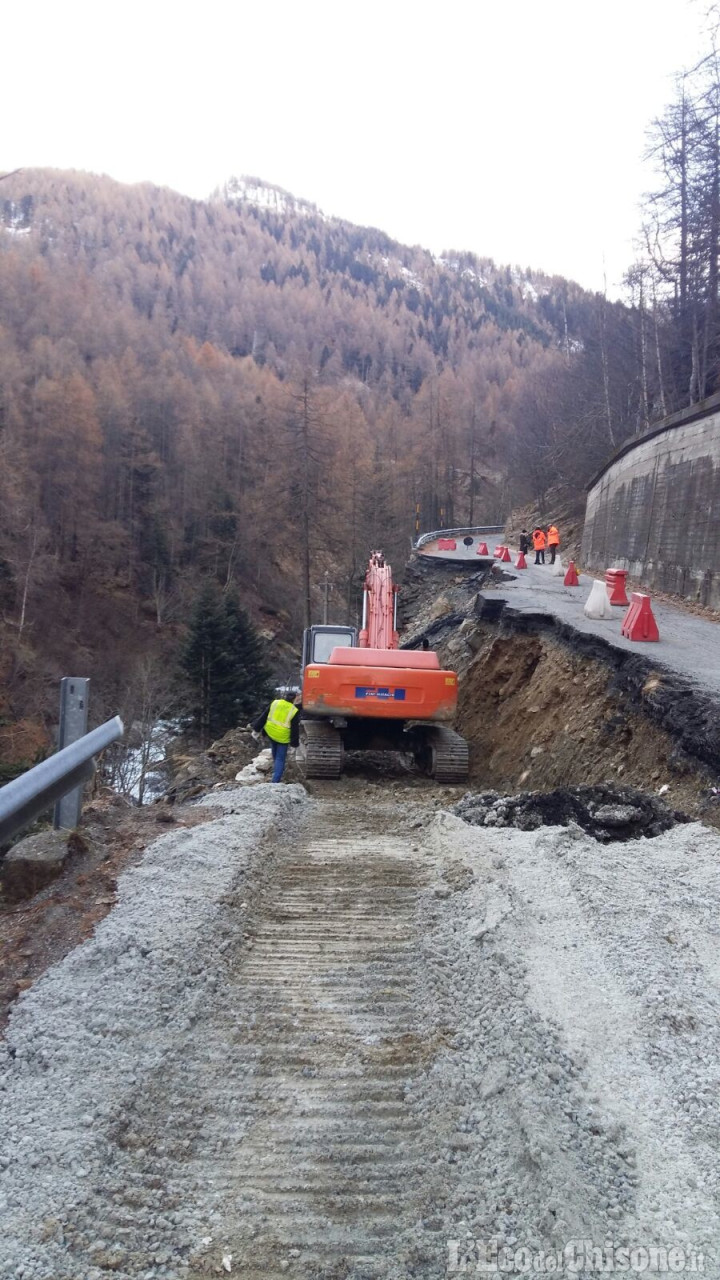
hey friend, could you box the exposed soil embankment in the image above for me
[456,628,712,808]
[401,557,720,823]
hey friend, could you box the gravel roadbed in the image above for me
[2,783,720,1277]
[412,812,720,1272]
[0,785,307,1280]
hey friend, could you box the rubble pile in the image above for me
[165,727,260,801]
[454,781,687,841]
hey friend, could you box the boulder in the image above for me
[1,829,71,901]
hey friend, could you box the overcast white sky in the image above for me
[3,0,712,296]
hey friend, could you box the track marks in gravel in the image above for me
[180,803,441,1278]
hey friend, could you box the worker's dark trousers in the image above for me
[534,550,545,564]
[549,546,557,564]
[270,742,288,783]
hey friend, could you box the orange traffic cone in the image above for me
[477,542,489,555]
[515,551,527,569]
[564,561,579,586]
[499,546,511,562]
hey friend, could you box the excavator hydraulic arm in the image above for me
[358,551,400,650]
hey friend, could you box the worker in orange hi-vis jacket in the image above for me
[532,528,546,565]
[547,524,560,565]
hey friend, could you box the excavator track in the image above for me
[301,719,344,779]
[425,726,469,782]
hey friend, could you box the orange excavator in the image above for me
[299,551,469,780]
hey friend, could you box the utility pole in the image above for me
[318,571,333,624]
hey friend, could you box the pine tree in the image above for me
[181,582,223,742]
[181,585,272,741]
[220,593,273,723]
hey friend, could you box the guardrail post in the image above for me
[53,678,90,830]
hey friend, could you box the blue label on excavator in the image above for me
[355,687,406,701]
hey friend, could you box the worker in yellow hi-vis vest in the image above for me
[252,693,302,782]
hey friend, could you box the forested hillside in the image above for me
[0,168,670,751]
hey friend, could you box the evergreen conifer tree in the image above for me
[182,584,272,741]
[220,592,273,723]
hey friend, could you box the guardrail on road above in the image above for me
[414,525,504,549]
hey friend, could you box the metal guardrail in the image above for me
[414,525,505,549]
[0,716,124,845]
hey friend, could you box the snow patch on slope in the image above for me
[219,176,323,220]
[2,200,32,236]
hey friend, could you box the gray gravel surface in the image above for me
[2,782,720,1277]
[415,811,720,1273]
[0,785,307,1280]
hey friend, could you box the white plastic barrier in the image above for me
[583,579,614,619]
[551,555,564,577]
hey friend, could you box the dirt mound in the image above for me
[453,782,687,841]
[166,727,259,801]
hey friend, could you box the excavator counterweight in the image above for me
[299,552,469,781]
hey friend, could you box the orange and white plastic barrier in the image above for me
[584,579,613,619]
[621,593,659,642]
[605,568,630,606]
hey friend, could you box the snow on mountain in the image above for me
[437,255,488,287]
[218,176,323,220]
[1,200,32,235]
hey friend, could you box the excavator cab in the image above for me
[301,625,358,669]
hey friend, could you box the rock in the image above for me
[235,750,275,785]
[165,754,216,802]
[593,804,643,828]
[457,619,483,652]
[515,810,543,831]
[1,829,72,901]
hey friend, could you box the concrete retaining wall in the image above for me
[582,393,720,608]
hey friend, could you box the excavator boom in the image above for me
[359,551,399,650]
